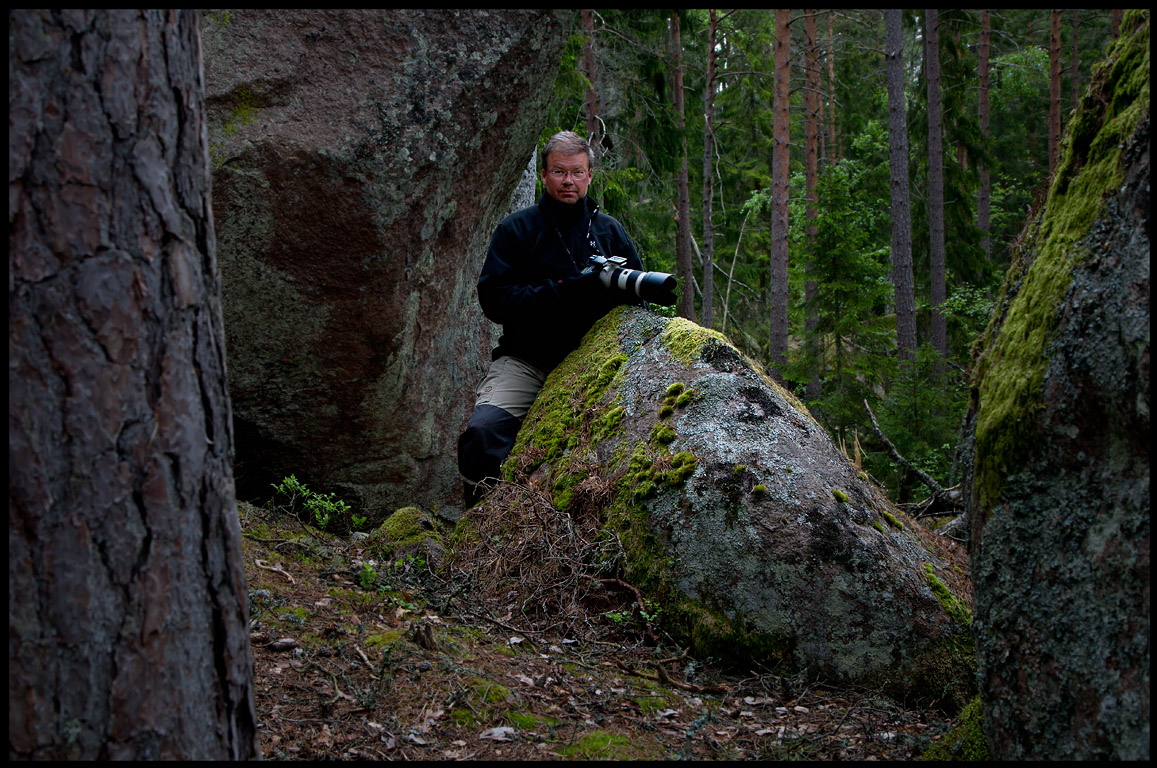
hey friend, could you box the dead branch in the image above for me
[614,658,729,694]
[863,400,945,496]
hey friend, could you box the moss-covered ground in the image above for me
[239,500,969,760]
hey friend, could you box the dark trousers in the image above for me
[456,356,546,505]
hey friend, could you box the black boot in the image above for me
[463,480,485,510]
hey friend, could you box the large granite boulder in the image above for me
[962,13,1149,760]
[200,10,571,519]
[461,306,975,709]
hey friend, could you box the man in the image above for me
[457,131,646,506]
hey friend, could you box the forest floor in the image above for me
[238,499,970,761]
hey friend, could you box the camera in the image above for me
[586,255,678,306]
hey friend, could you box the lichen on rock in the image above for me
[455,305,974,709]
[964,11,1150,760]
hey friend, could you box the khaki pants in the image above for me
[471,355,546,417]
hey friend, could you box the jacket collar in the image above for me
[540,192,598,225]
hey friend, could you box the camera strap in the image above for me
[549,201,603,271]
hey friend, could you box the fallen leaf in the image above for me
[479,726,516,742]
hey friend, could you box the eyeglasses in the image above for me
[547,169,590,180]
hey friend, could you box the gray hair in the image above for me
[540,130,594,171]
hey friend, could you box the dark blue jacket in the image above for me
[478,193,644,373]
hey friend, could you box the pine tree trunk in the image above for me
[925,9,948,359]
[978,10,992,262]
[827,12,840,162]
[804,9,822,398]
[1070,10,1080,114]
[886,9,918,362]
[768,9,796,381]
[769,9,792,379]
[701,9,718,328]
[671,12,695,321]
[582,9,601,151]
[1049,10,1062,177]
[9,9,259,760]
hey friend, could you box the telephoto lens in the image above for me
[607,267,678,306]
[590,255,678,306]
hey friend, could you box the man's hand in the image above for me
[556,271,604,303]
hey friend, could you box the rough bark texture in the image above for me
[701,9,717,329]
[769,9,791,379]
[924,9,947,358]
[1049,10,1063,177]
[483,306,975,710]
[671,13,695,322]
[9,9,258,759]
[885,10,917,361]
[963,13,1149,759]
[978,10,992,261]
[581,9,601,151]
[200,10,572,521]
[803,9,821,397]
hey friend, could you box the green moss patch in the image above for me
[505,309,631,482]
[921,696,991,761]
[560,730,636,760]
[924,563,972,627]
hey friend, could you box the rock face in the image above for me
[493,306,974,708]
[963,14,1149,760]
[200,10,571,519]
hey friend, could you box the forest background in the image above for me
[548,9,1125,506]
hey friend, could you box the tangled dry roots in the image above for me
[447,470,630,638]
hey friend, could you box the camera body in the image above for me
[586,254,678,306]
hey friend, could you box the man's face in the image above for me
[541,151,592,205]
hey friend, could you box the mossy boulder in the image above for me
[468,304,974,709]
[370,506,445,570]
[962,12,1149,760]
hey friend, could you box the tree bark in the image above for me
[827,12,840,162]
[769,9,792,379]
[924,9,948,359]
[701,9,718,328]
[582,9,601,151]
[1070,10,1080,115]
[671,12,695,321]
[804,10,822,398]
[9,9,259,760]
[1049,9,1062,177]
[886,10,918,362]
[978,9,992,262]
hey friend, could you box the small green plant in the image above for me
[390,553,426,575]
[270,474,353,532]
[359,562,377,590]
[604,609,630,625]
[306,491,350,531]
[350,514,367,531]
[270,474,310,513]
[640,600,662,623]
